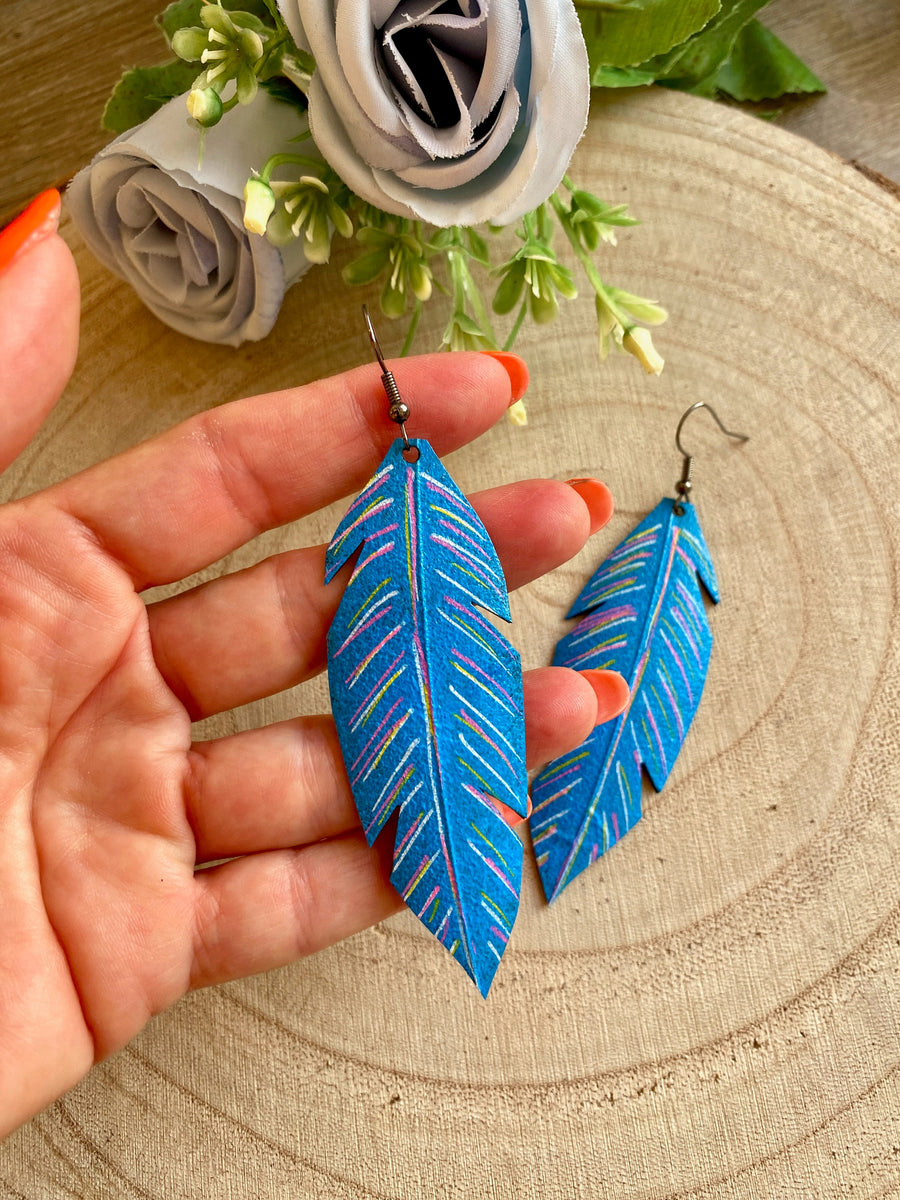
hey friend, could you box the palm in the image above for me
[1,233,611,1136]
[20,530,194,1070]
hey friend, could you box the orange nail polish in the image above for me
[566,478,614,535]
[579,669,630,725]
[0,189,61,276]
[479,350,528,403]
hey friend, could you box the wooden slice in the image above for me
[2,87,899,1198]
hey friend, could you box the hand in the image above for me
[0,194,625,1136]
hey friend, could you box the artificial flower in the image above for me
[68,93,312,346]
[276,0,591,226]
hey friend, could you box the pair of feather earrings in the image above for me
[325,315,748,995]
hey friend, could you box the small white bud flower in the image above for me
[507,399,528,427]
[622,326,664,375]
[243,178,276,235]
[186,87,223,127]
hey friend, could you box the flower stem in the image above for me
[549,191,632,332]
[502,298,528,352]
[259,153,319,184]
[400,301,423,356]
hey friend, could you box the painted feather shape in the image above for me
[325,439,528,996]
[530,498,719,902]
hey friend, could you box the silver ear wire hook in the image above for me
[673,401,749,515]
[363,305,411,452]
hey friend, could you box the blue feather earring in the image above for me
[325,311,528,996]
[530,403,748,903]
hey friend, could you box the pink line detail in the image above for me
[532,763,582,794]
[565,641,627,668]
[577,604,635,630]
[351,467,394,511]
[643,695,667,774]
[447,596,501,642]
[675,578,704,628]
[396,809,426,855]
[531,783,577,815]
[480,854,518,898]
[660,629,693,705]
[672,606,701,667]
[349,540,393,585]
[350,698,402,774]
[346,625,401,686]
[417,885,440,920]
[459,712,515,775]
[424,476,467,511]
[437,518,485,556]
[352,713,407,786]
[401,854,429,900]
[405,465,418,605]
[430,535,493,586]
[454,651,515,708]
[333,501,393,551]
[367,765,412,835]
[657,671,684,739]
[333,603,393,658]
[349,652,405,726]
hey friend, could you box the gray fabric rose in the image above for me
[67,93,311,346]
[276,0,590,226]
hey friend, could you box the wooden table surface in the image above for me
[2,3,900,1198]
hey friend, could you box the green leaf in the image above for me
[449,312,485,337]
[342,249,390,286]
[579,0,720,70]
[651,0,768,93]
[101,60,200,133]
[492,265,526,315]
[380,278,407,318]
[712,20,826,100]
[171,26,208,61]
[465,228,491,266]
[157,0,272,45]
[590,64,657,87]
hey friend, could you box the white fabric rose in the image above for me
[67,93,312,346]
[276,0,590,226]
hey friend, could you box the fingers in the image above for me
[186,666,618,864]
[189,832,402,990]
[186,716,354,863]
[150,477,599,719]
[523,666,626,765]
[45,353,519,590]
[0,192,80,470]
[185,663,627,989]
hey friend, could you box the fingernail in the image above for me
[0,189,61,277]
[480,350,528,404]
[579,669,630,725]
[494,794,532,830]
[566,478,615,535]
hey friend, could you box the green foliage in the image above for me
[102,61,200,133]
[257,169,666,363]
[157,0,273,45]
[649,0,769,93]
[95,0,826,376]
[712,20,826,100]
[583,0,825,102]
[579,0,720,70]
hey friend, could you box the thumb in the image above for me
[0,190,80,471]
